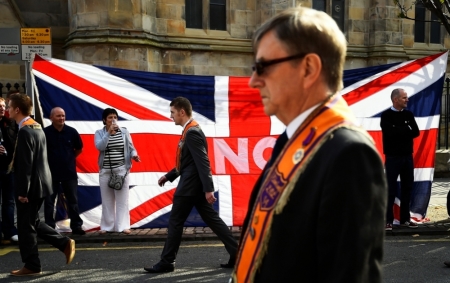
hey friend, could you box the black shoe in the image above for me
[444,261,450,267]
[72,229,86,235]
[220,258,235,268]
[144,261,175,273]
[400,221,418,228]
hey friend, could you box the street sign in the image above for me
[20,28,52,61]
[21,45,52,61]
[20,28,51,45]
[0,45,19,54]
[0,28,21,61]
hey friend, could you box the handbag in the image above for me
[106,144,128,190]
[108,171,127,190]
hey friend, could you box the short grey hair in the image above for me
[252,6,347,93]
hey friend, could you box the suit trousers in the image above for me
[161,194,238,264]
[16,197,70,272]
[385,155,414,224]
[44,179,83,230]
[99,165,130,232]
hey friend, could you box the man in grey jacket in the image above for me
[8,93,75,276]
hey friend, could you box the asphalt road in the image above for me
[0,241,233,283]
[2,236,450,282]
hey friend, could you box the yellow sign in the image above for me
[20,28,51,45]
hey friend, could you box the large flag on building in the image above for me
[31,52,447,231]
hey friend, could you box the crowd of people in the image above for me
[0,5,432,282]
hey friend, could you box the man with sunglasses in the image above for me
[232,7,387,283]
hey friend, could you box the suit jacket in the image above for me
[166,126,214,196]
[242,128,387,283]
[14,125,53,200]
[0,116,17,170]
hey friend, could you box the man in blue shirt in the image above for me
[43,107,85,235]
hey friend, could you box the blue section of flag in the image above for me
[343,62,401,88]
[35,76,112,121]
[96,65,217,122]
[76,186,102,213]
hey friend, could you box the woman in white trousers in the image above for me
[94,108,140,234]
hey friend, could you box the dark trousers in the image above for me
[16,197,69,272]
[44,179,83,230]
[161,194,238,264]
[385,155,414,224]
[0,170,17,240]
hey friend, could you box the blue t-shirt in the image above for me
[44,124,83,181]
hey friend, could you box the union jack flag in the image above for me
[31,52,447,231]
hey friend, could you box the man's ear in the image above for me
[302,53,322,89]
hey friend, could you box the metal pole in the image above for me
[25,60,34,117]
[445,78,450,149]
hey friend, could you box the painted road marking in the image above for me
[0,243,224,256]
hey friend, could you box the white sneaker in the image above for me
[10,235,18,242]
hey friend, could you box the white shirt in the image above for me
[182,118,194,130]
[286,104,320,139]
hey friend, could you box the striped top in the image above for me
[103,130,125,169]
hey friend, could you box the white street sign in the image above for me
[21,45,52,61]
[0,45,19,54]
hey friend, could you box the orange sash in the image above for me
[7,117,41,173]
[176,119,199,172]
[233,96,368,283]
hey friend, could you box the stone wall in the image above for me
[1,0,450,80]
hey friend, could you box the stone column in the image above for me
[368,0,408,64]
[66,0,158,71]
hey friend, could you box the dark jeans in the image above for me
[385,155,414,224]
[161,194,238,264]
[16,197,69,272]
[44,179,83,230]
[0,170,17,240]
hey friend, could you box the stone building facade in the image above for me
[0,0,449,92]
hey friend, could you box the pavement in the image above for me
[2,179,450,246]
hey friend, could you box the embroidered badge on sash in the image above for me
[260,169,287,210]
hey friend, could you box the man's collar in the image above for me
[285,104,320,139]
[182,118,193,130]
[52,123,65,132]
[390,106,403,112]
[18,116,30,129]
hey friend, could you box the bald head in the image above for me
[50,107,66,131]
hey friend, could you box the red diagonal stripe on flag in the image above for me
[32,55,171,121]
[342,52,445,106]
[130,188,175,225]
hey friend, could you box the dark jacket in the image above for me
[380,108,420,156]
[165,126,214,196]
[14,125,52,200]
[0,116,17,170]
[242,128,387,283]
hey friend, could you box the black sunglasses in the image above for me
[252,53,307,76]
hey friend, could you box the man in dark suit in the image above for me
[231,7,387,283]
[144,96,238,273]
[8,93,75,276]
